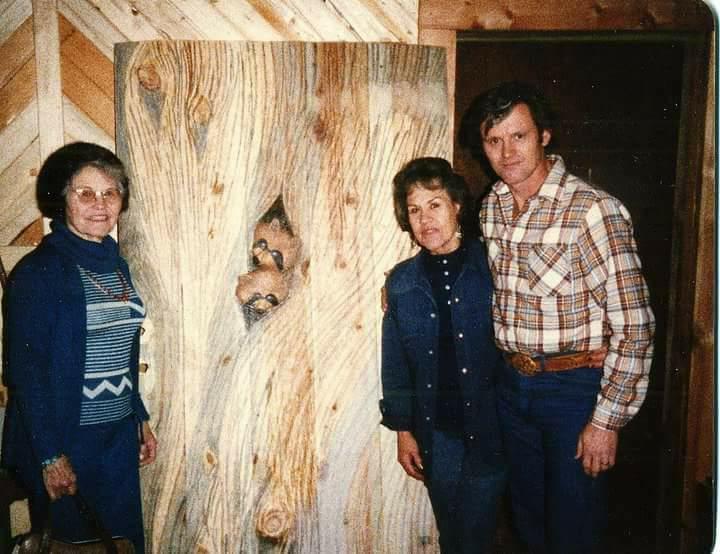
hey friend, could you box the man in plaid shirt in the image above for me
[460,81,655,553]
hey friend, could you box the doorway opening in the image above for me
[453,31,710,553]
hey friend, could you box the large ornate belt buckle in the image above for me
[511,353,540,376]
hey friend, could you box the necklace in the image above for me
[81,268,131,302]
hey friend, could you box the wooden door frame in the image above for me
[417,1,715,551]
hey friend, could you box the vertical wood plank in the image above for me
[32,0,63,158]
[418,28,456,158]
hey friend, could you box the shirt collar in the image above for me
[492,154,568,207]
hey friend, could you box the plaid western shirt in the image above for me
[481,156,655,430]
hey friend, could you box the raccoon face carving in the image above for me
[252,217,300,272]
[236,267,290,324]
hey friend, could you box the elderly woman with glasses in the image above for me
[1,142,157,552]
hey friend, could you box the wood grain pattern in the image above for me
[0,50,36,132]
[0,15,33,91]
[0,0,32,44]
[419,0,713,31]
[60,15,115,137]
[116,40,447,553]
[0,136,41,245]
[32,0,65,160]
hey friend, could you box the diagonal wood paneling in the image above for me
[0,25,36,133]
[0,0,32,44]
[0,15,33,91]
[59,14,114,137]
[0,137,42,245]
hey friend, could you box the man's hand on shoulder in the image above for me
[575,423,618,478]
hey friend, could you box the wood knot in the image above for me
[137,62,161,91]
[313,117,327,141]
[211,179,224,195]
[204,449,218,470]
[256,507,291,541]
[192,96,212,126]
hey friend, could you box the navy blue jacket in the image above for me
[1,221,149,489]
[379,239,503,476]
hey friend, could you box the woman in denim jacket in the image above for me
[380,157,505,553]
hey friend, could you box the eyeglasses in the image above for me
[70,186,123,205]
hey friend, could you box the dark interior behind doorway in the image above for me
[453,36,684,553]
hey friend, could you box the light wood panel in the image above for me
[32,0,64,160]
[116,40,448,553]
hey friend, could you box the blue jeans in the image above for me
[497,364,608,554]
[426,429,507,553]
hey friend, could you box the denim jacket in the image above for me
[379,239,504,475]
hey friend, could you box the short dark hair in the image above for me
[392,157,468,238]
[36,142,129,221]
[459,81,555,161]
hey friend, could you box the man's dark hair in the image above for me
[36,142,129,221]
[392,157,469,238]
[459,81,556,162]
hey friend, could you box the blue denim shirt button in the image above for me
[461,367,468,374]
[430,313,436,318]
[428,349,434,355]
[458,332,464,339]
[427,383,432,388]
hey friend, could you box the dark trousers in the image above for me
[497,365,608,554]
[426,429,507,554]
[28,416,145,553]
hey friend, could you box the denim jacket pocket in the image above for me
[525,244,572,297]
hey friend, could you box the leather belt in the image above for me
[503,349,604,377]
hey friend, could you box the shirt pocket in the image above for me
[525,244,572,296]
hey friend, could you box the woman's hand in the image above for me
[397,431,424,481]
[139,421,158,467]
[42,455,77,500]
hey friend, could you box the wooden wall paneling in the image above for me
[418,28,455,156]
[679,34,715,552]
[63,97,113,149]
[0,15,33,92]
[419,0,712,31]
[0,0,32,44]
[654,30,712,552]
[0,48,36,132]
[0,138,41,246]
[115,40,449,552]
[59,15,114,136]
[0,99,37,181]
[32,0,64,160]
[58,0,135,60]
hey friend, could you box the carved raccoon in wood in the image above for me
[235,267,290,324]
[251,216,300,273]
